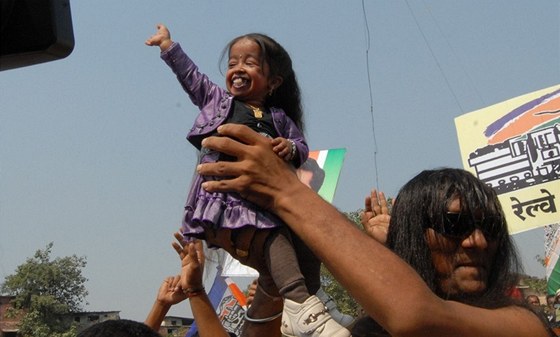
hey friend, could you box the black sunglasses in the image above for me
[430,212,503,240]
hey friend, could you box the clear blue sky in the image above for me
[1,0,558,321]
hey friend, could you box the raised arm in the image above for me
[196,124,550,337]
[145,275,186,331]
[172,235,231,337]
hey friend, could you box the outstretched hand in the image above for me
[156,275,187,306]
[197,124,301,210]
[360,189,391,244]
[172,232,205,291]
[145,24,173,52]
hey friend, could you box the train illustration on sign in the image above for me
[467,123,560,195]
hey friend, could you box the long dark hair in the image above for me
[221,33,304,132]
[386,168,521,308]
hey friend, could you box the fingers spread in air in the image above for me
[172,231,188,258]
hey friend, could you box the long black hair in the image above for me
[221,33,304,132]
[386,168,521,308]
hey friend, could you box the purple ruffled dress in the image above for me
[181,148,285,242]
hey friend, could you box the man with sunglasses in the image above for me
[361,172,508,299]
[381,169,509,302]
[357,170,552,336]
[196,124,554,337]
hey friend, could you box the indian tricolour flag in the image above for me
[307,148,347,203]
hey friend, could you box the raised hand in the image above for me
[172,232,205,291]
[360,189,391,244]
[145,24,173,52]
[156,275,187,306]
[145,275,186,330]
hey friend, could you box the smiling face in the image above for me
[225,38,281,107]
[425,198,499,296]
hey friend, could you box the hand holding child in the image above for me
[246,278,259,307]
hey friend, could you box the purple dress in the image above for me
[161,43,309,241]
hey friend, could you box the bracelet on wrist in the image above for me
[183,286,205,298]
[288,139,296,161]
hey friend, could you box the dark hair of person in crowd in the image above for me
[77,319,161,337]
[386,168,520,308]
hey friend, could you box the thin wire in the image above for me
[404,0,465,113]
[362,0,379,190]
[421,0,486,108]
